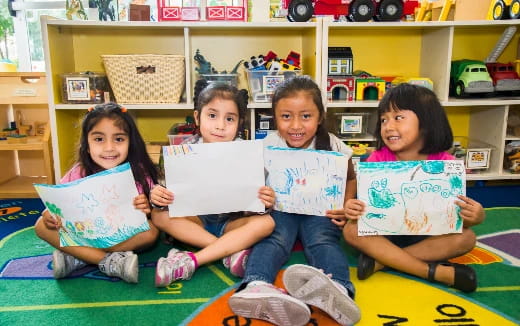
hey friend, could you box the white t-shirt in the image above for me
[263,131,353,158]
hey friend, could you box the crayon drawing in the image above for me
[163,140,265,216]
[33,163,149,248]
[265,146,348,216]
[357,160,466,236]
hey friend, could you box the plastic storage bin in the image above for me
[247,70,301,102]
[199,74,238,87]
[61,72,112,104]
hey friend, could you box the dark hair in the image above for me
[374,83,453,154]
[271,75,331,150]
[193,79,248,137]
[78,102,158,197]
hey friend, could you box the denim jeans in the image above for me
[243,210,355,297]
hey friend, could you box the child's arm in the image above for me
[133,194,151,214]
[326,159,357,226]
[344,199,365,220]
[455,195,485,228]
[41,209,61,230]
[149,185,174,207]
[258,186,275,209]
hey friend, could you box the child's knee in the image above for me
[459,228,477,252]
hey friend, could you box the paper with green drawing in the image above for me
[357,160,466,236]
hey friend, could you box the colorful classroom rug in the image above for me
[0,198,519,326]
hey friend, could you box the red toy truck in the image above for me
[485,62,520,92]
[280,0,419,22]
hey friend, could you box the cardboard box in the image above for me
[454,0,489,21]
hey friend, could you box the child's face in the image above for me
[194,98,239,143]
[274,92,320,148]
[380,108,424,158]
[87,117,129,170]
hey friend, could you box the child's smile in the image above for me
[87,117,129,170]
[275,93,320,149]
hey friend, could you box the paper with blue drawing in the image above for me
[265,146,348,215]
[33,163,150,248]
[163,140,265,217]
[357,160,466,236]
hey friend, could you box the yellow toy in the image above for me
[487,0,520,20]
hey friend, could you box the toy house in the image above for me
[355,77,386,101]
[206,0,247,21]
[158,0,247,21]
[326,47,355,102]
[158,0,201,21]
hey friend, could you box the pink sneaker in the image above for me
[155,249,198,287]
[223,248,251,277]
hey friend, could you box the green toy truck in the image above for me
[450,60,494,97]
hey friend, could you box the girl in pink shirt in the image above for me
[344,83,485,293]
[34,103,159,283]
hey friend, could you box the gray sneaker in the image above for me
[283,264,361,326]
[229,282,311,326]
[99,251,138,283]
[52,250,88,279]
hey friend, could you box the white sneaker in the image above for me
[155,249,197,287]
[98,251,139,283]
[229,281,310,326]
[283,264,361,326]
[52,250,88,279]
[222,248,251,277]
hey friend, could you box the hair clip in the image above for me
[121,107,127,113]
[87,107,94,112]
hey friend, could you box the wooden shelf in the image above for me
[0,136,46,150]
[0,176,48,198]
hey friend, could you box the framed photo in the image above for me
[466,149,491,169]
[66,77,90,101]
[340,115,362,134]
[263,75,284,94]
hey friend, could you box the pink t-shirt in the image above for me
[60,163,152,194]
[366,146,454,162]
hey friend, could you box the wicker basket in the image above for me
[102,54,185,104]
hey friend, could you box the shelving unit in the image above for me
[322,19,520,181]
[41,16,520,182]
[0,73,53,198]
[41,16,321,179]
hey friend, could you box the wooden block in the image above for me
[454,0,489,21]
[129,4,150,21]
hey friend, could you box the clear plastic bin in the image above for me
[247,70,301,102]
[61,72,112,104]
[200,74,238,87]
[333,112,370,138]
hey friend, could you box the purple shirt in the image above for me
[367,146,454,162]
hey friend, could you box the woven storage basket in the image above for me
[102,54,185,104]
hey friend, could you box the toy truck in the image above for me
[280,0,419,22]
[488,0,520,20]
[485,62,520,92]
[450,60,494,97]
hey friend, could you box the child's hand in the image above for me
[258,186,275,208]
[42,209,61,230]
[456,195,485,227]
[134,194,151,214]
[150,185,174,207]
[344,199,366,220]
[326,209,347,227]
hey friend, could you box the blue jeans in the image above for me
[243,210,355,297]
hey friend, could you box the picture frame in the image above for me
[263,75,285,94]
[66,77,90,101]
[466,149,491,169]
[340,115,362,134]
